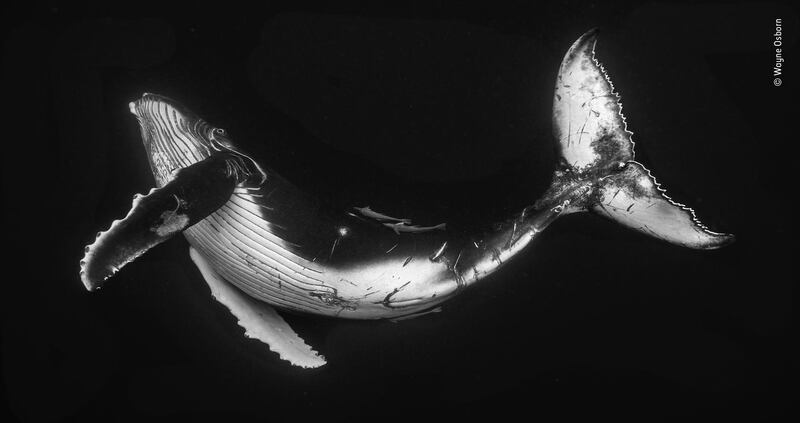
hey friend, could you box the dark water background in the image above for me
[2,2,795,421]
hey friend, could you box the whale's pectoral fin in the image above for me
[542,29,733,250]
[189,247,326,368]
[81,154,241,291]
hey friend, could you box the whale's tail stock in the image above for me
[537,29,733,249]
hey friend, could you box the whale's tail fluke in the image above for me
[538,29,733,249]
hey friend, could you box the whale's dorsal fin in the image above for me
[189,247,326,368]
[544,29,733,249]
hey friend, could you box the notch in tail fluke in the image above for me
[542,29,733,249]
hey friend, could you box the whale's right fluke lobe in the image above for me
[539,29,733,249]
[590,162,734,249]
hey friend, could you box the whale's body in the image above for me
[80,30,732,368]
[150,121,563,320]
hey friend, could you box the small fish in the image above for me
[382,222,447,234]
[353,206,412,224]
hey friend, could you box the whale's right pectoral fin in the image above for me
[189,247,326,369]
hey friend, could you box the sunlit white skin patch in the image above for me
[152,210,189,237]
[326,256,456,313]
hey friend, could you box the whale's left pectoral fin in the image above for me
[189,247,326,369]
[80,154,240,291]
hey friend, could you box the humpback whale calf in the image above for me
[79,30,733,368]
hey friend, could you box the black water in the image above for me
[3,3,794,421]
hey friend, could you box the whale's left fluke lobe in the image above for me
[541,29,733,249]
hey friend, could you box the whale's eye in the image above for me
[215,128,226,135]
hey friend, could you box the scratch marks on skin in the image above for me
[329,226,350,260]
[453,249,463,270]
[567,95,572,147]
[607,188,622,206]
[491,248,503,265]
[402,256,414,267]
[641,223,663,240]
[329,238,340,260]
[309,289,358,315]
[505,221,519,249]
[505,206,538,248]
[428,241,466,289]
[472,266,481,280]
[429,242,448,262]
[242,252,258,269]
[339,277,358,287]
[377,281,412,309]
[389,307,442,322]
[598,198,637,215]
[576,106,592,145]
[385,243,399,253]
[450,249,466,289]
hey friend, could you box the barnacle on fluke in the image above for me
[79,30,733,368]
